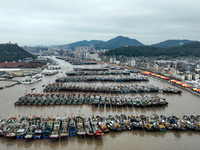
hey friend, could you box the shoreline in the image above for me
[0,78,21,90]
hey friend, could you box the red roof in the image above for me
[0,62,42,68]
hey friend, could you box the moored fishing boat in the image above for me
[68,117,76,137]
[83,118,94,137]
[76,116,86,137]
[42,117,54,139]
[50,123,60,141]
[60,117,69,140]
[21,75,43,84]
[90,116,104,138]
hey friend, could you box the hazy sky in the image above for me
[0,0,199,46]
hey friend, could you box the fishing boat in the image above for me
[22,75,43,84]
[68,117,76,137]
[90,116,104,138]
[98,117,109,133]
[33,125,44,139]
[42,69,59,76]
[106,115,117,131]
[50,122,60,141]
[115,115,123,132]
[60,117,69,140]
[42,117,54,139]
[76,116,86,137]
[157,115,167,132]
[24,124,38,141]
[16,122,29,139]
[83,118,94,137]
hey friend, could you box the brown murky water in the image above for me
[0,57,200,150]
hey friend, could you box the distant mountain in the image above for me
[105,42,200,58]
[57,40,104,50]
[94,36,144,49]
[0,44,36,63]
[152,39,197,48]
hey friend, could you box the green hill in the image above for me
[105,42,200,58]
[152,39,197,48]
[95,36,144,49]
[0,44,36,63]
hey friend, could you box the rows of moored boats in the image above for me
[1,114,200,140]
[14,93,168,107]
[66,71,130,76]
[55,76,149,83]
[43,83,182,94]
[73,68,109,72]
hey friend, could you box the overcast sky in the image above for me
[0,0,200,46]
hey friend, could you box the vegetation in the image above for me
[0,44,36,62]
[152,39,197,48]
[95,36,144,49]
[105,42,200,58]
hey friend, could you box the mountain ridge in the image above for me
[52,36,197,50]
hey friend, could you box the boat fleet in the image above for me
[66,71,130,76]
[14,93,168,107]
[43,83,182,94]
[1,114,200,140]
[55,76,149,83]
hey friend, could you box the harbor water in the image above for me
[0,57,200,150]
